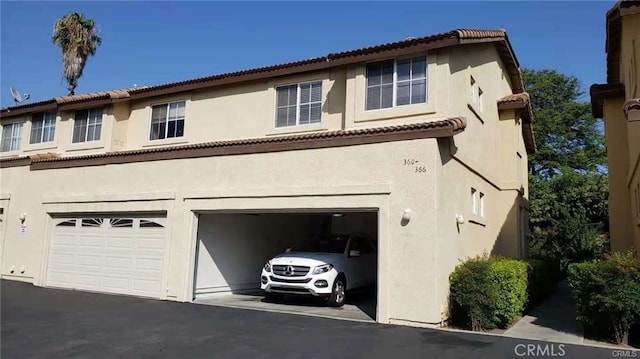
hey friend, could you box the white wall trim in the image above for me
[183,184,391,200]
[42,191,176,204]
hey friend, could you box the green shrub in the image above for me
[449,256,527,331]
[568,251,640,345]
[524,258,561,309]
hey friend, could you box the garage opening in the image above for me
[192,210,378,321]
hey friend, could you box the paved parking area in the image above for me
[195,289,375,322]
[1,280,620,359]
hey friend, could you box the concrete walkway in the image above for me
[504,280,586,344]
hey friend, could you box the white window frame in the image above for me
[365,56,428,111]
[149,101,186,141]
[471,188,477,215]
[470,188,485,218]
[29,112,56,144]
[1,122,23,152]
[470,75,484,113]
[73,108,103,143]
[275,81,322,128]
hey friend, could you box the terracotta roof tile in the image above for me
[2,28,522,115]
[497,92,530,106]
[30,118,466,166]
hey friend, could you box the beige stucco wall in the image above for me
[603,13,640,253]
[1,138,451,324]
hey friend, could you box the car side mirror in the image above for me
[349,250,361,257]
[285,248,292,252]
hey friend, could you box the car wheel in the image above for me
[327,277,346,307]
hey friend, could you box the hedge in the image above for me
[449,256,529,331]
[568,251,640,345]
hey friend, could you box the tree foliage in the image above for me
[523,69,606,178]
[52,12,101,95]
[524,69,609,266]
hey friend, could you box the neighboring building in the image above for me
[591,1,640,254]
[0,28,534,327]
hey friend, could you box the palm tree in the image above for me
[52,12,101,96]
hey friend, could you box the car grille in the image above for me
[270,276,312,283]
[269,286,312,295]
[272,265,310,277]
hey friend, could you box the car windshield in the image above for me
[291,235,349,254]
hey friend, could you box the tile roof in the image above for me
[2,28,523,116]
[2,118,467,169]
[497,92,536,153]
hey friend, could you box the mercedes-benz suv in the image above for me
[260,234,376,307]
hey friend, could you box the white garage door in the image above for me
[46,216,166,298]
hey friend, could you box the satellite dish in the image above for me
[10,86,30,105]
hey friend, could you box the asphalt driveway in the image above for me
[0,281,619,359]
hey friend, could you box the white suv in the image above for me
[260,234,376,307]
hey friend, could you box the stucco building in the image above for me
[591,1,640,254]
[0,28,533,327]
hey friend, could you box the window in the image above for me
[150,101,185,140]
[1,122,23,152]
[73,108,103,143]
[140,219,164,228]
[30,112,56,144]
[56,219,76,227]
[365,56,427,110]
[470,75,484,112]
[110,218,133,228]
[471,188,485,217]
[471,188,477,214]
[81,218,104,227]
[276,81,322,127]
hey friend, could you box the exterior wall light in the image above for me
[623,98,640,122]
[456,214,465,225]
[402,209,412,221]
[18,213,26,223]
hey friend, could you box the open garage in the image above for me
[192,210,378,321]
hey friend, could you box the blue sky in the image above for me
[1,1,614,108]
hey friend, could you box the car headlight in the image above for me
[312,264,334,275]
[263,262,271,272]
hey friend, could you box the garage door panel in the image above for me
[75,273,101,287]
[75,254,102,267]
[49,253,74,264]
[47,271,74,286]
[103,276,131,292]
[78,235,103,247]
[47,215,166,299]
[135,258,163,271]
[104,256,132,270]
[106,237,135,248]
[135,238,165,249]
[133,278,161,293]
[52,234,76,246]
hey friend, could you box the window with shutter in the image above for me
[275,81,322,127]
